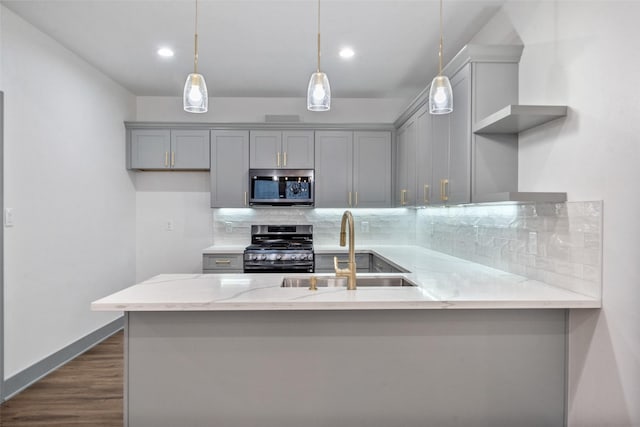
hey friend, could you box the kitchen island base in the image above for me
[125,309,566,427]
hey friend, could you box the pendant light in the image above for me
[183,0,208,113]
[429,0,453,115]
[307,0,331,111]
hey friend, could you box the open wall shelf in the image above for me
[473,105,568,134]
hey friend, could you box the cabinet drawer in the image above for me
[203,254,243,272]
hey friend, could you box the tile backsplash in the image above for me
[211,201,602,298]
[416,201,603,298]
[212,208,416,246]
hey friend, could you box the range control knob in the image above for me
[276,254,283,260]
[260,255,267,261]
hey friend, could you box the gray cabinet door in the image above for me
[210,130,249,208]
[353,131,392,207]
[282,131,314,168]
[396,118,417,207]
[171,130,210,169]
[415,106,433,206]
[314,131,353,208]
[130,129,171,169]
[431,107,451,206]
[447,64,472,205]
[249,131,281,168]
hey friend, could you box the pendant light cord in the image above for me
[193,0,199,74]
[316,0,321,72]
[438,0,443,75]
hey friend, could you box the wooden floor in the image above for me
[0,331,124,427]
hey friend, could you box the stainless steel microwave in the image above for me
[248,169,314,206]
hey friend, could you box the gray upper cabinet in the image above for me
[396,113,418,207]
[395,45,523,206]
[396,105,432,207]
[415,106,433,206]
[210,130,249,208]
[282,131,315,168]
[130,129,171,169]
[171,130,211,169]
[130,129,210,170]
[249,130,314,169]
[315,130,392,208]
[353,131,392,208]
[315,131,353,207]
[434,64,472,205]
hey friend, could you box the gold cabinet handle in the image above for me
[424,184,430,204]
[355,191,358,207]
[400,189,407,206]
[215,259,232,265]
[440,179,449,202]
[277,152,281,168]
[171,151,175,167]
[244,191,247,206]
[283,152,287,167]
[164,152,169,167]
[348,191,352,207]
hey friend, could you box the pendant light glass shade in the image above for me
[307,72,331,111]
[183,0,208,113]
[429,75,453,114]
[429,0,453,115]
[307,0,330,112]
[184,73,208,113]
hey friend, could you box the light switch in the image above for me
[4,208,14,227]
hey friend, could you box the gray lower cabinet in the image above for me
[210,130,249,208]
[315,131,392,208]
[203,254,244,273]
[130,129,210,170]
[249,130,314,169]
[315,253,371,273]
[370,255,406,273]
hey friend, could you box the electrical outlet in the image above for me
[361,221,370,233]
[166,220,174,231]
[225,222,233,233]
[4,208,14,227]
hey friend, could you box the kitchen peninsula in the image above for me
[92,245,599,427]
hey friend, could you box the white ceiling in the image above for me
[3,0,506,101]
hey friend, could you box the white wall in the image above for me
[135,172,212,282]
[136,96,407,123]
[473,3,640,425]
[1,7,136,378]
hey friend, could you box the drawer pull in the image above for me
[215,259,232,265]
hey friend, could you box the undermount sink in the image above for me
[281,276,417,288]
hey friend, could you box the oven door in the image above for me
[249,169,314,206]
[243,254,314,273]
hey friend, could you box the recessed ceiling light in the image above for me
[157,47,175,58]
[339,47,355,59]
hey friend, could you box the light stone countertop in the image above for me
[92,245,600,312]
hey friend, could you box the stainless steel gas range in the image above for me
[243,225,314,273]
